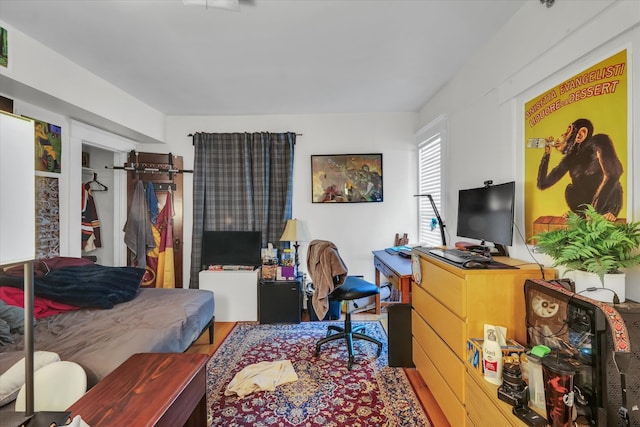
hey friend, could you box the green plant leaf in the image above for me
[531,204,640,277]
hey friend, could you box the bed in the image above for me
[0,258,215,409]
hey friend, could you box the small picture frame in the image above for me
[311,153,383,203]
[0,26,8,68]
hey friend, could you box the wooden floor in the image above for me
[187,311,451,427]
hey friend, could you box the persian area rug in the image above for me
[207,321,431,427]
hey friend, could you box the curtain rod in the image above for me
[187,133,302,137]
[187,132,302,145]
[105,165,193,174]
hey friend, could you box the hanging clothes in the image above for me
[123,180,154,269]
[155,188,175,288]
[144,183,161,287]
[145,182,159,224]
[81,183,102,251]
[144,224,161,287]
[145,187,175,288]
[141,182,159,287]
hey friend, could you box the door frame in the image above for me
[70,120,137,265]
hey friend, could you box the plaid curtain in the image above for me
[189,132,295,288]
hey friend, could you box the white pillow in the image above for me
[0,351,60,406]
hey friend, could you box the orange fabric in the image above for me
[144,225,161,287]
[155,190,175,288]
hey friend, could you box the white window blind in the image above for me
[418,134,443,247]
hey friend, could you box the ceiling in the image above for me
[0,0,527,116]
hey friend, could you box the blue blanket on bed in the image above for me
[0,265,144,309]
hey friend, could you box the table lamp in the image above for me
[279,219,311,276]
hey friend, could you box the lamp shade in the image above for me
[1,112,37,417]
[0,112,35,266]
[279,219,310,243]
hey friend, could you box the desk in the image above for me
[372,250,412,314]
[67,353,209,426]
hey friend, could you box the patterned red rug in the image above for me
[207,321,431,426]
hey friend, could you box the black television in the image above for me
[456,181,515,256]
[200,231,262,268]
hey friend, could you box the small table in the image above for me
[372,250,413,314]
[67,353,209,426]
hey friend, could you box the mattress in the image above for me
[0,288,214,388]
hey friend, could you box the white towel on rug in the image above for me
[225,360,298,398]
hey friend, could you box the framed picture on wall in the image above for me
[522,49,629,241]
[23,116,62,174]
[0,26,8,68]
[311,153,383,203]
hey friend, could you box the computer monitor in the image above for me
[201,230,262,268]
[456,181,515,256]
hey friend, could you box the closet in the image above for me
[80,145,116,265]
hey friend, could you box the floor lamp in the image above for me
[279,219,311,277]
[0,113,36,421]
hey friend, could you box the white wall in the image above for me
[145,113,418,285]
[0,20,166,145]
[418,0,640,300]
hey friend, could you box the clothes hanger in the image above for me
[88,172,108,191]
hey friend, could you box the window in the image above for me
[417,117,446,246]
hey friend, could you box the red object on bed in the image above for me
[0,286,80,319]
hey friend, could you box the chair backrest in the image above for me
[15,361,87,411]
[306,239,348,286]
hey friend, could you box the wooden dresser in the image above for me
[411,251,554,427]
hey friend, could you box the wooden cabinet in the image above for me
[411,252,553,427]
[466,367,528,426]
[199,270,260,321]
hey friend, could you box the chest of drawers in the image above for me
[411,253,553,426]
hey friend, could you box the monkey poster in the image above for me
[523,49,628,241]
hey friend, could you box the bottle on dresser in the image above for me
[483,328,504,385]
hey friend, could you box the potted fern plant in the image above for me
[533,204,640,303]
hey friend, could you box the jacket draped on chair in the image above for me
[306,240,348,320]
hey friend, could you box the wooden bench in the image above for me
[68,353,209,426]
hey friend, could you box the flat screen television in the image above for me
[201,231,262,268]
[456,181,515,256]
